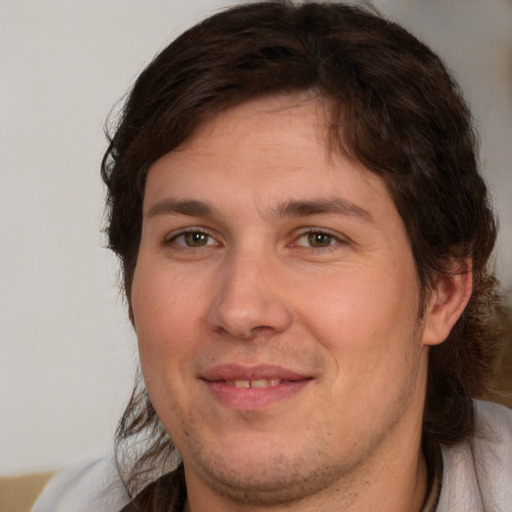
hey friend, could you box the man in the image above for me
[33,1,511,511]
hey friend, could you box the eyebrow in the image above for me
[146,199,215,219]
[273,198,373,223]
[145,197,372,223]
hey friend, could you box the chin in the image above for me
[184,438,350,507]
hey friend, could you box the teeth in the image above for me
[251,378,280,388]
[230,379,281,388]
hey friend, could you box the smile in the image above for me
[200,365,312,410]
[225,378,281,388]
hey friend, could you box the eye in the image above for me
[295,230,342,249]
[170,230,217,248]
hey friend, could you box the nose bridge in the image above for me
[206,246,292,339]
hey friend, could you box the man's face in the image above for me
[131,94,432,506]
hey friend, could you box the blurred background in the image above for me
[1,0,511,476]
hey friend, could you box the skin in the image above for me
[131,94,471,512]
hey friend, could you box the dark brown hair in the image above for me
[102,0,504,498]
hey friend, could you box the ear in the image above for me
[422,259,473,346]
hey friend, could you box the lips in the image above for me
[201,363,309,382]
[200,364,312,410]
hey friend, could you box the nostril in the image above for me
[207,299,293,340]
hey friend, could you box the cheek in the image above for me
[132,263,205,339]
[305,276,424,419]
[297,263,423,397]
[131,266,201,393]
[302,268,419,341]
[131,275,198,433]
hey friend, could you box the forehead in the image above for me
[167,93,335,178]
[144,94,395,217]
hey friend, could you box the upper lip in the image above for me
[201,364,310,382]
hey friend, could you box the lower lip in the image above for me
[203,379,311,410]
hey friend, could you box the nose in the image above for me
[206,251,293,340]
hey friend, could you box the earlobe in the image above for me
[422,260,473,346]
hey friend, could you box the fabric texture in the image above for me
[31,400,512,512]
[30,458,130,512]
[437,400,512,511]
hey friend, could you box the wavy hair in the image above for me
[101,0,505,498]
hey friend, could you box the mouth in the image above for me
[200,364,312,410]
[224,378,282,389]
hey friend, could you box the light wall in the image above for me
[1,0,510,475]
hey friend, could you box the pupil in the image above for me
[309,233,330,247]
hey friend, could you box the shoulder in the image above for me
[31,456,131,512]
[438,400,512,512]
